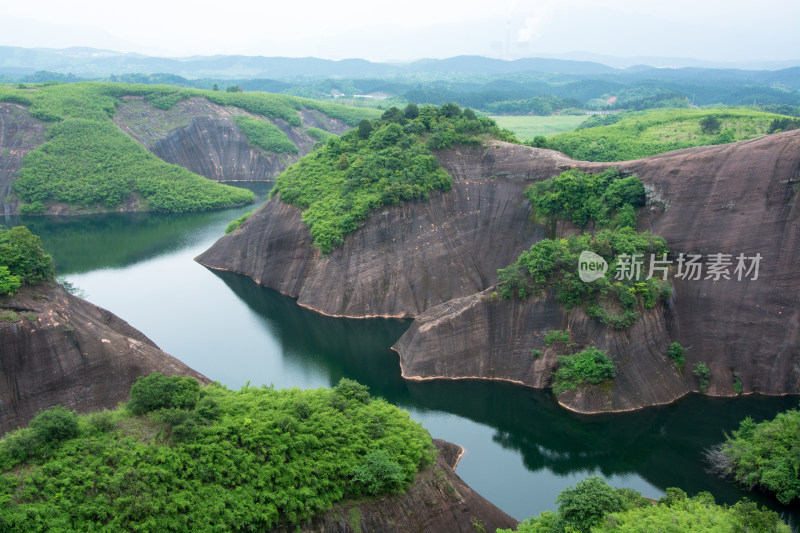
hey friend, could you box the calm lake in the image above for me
[10,181,800,525]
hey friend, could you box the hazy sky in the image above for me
[1,0,798,63]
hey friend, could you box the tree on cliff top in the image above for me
[0,226,54,295]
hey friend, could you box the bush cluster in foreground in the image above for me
[0,374,434,531]
[499,475,789,533]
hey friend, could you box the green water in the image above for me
[9,182,800,525]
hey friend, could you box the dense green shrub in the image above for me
[0,226,54,290]
[271,103,512,253]
[0,376,433,531]
[497,169,670,328]
[552,347,616,394]
[768,117,800,133]
[0,266,21,295]
[544,329,570,346]
[127,373,201,415]
[233,115,298,154]
[667,341,688,369]
[351,449,406,495]
[717,406,800,505]
[525,167,644,229]
[693,362,711,393]
[499,477,788,533]
[333,378,371,404]
[28,406,80,445]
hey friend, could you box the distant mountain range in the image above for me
[3,46,796,81]
[0,46,620,79]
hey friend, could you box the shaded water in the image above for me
[10,182,800,524]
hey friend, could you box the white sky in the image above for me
[1,0,798,63]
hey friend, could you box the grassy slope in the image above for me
[490,115,587,139]
[0,82,378,213]
[0,377,433,531]
[544,108,786,161]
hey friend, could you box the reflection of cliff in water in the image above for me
[212,269,412,394]
[404,378,800,514]
[212,269,800,519]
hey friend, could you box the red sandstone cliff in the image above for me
[0,282,210,435]
[197,131,800,412]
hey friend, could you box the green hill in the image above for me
[0,374,433,531]
[269,103,517,253]
[538,108,787,162]
[0,82,378,214]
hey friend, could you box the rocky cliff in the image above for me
[114,96,350,181]
[275,439,518,533]
[0,282,209,435]
[197,130,800,413]
[395,130,800,413]
[196,144,575,318]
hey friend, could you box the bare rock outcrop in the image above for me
[0,103,46,216]
[275,439,518,533]
[0,282,209,435]
[393,288,687,414]
[114,96,350,181]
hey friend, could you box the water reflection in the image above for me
[213,268,800,520]
[6,181,270,274]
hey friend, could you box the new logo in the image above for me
[578,251,608,282]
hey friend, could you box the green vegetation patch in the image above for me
[714,406,800,505]
[485,95,583,116]
[233,115,298,154]
[224,210,253,234]
[526,167,645,229]
[498,229,670,329]
[499,476,789,533]
[497,169,669,329]
[552,346,616,395]
[14,118,253,212]
[537,108,786,161]
[0,226,54,296]
[0,374,434,531]
[272,103,515,253]
[306,126,333,142]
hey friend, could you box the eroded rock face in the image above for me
[274,439,518,533]
[395,131,800,412]
[0,103,46,216]
[198,130,800,412]
[115,96,349,181]
[0,282,209,435]
[393,288,687,414]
